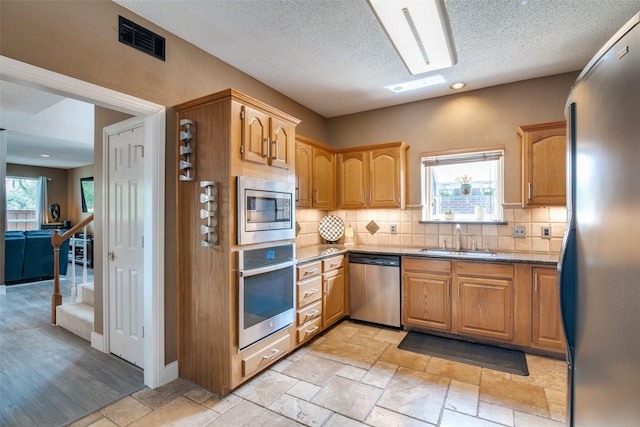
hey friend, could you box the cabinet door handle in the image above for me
[361,191,364,203]
[262,348,279,360]
[295,187,299,202]
[304,288,318,296]
[447,281,451,301]
[369,190,372,204]
[457,281,461,299]
[305,326,319,335]
[263,137,270,158]
[304,310,319,319]
[314,189,319,203]
[528,182,532,200]
[272,138,279,160]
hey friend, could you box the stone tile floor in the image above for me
[69,321,567,426]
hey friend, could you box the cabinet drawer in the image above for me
[297,317,323,344]
[241,331,291,377]
[297,300,322,326]
[323,254,344,272]
[297,276,322,307]
[403,257,451,274]
[297,261,322,280]
[456,261,513,279]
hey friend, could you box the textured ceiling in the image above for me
[3,0,640,168]
[114,0,640,117]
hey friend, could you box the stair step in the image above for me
[81,282,94,306]
[56,302,94,342]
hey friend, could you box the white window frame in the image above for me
[421,147,505,222]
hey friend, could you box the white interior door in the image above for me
[107,122,145,368]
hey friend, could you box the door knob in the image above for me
[108,250,115,261]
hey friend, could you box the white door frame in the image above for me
[0,55,167,388]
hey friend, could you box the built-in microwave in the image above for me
[237,176,295,245]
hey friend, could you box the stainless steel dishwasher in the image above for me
[349,253,401,327]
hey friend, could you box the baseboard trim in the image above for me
[91,331,105,352]
[164,361,179,385]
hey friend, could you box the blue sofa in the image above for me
[4,230,70,284]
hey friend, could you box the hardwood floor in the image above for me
[0,266,144,427]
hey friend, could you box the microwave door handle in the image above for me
[239,259,298,278]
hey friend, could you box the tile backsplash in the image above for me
[295,206,567,255]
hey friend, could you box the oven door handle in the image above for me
[239,259,298,278]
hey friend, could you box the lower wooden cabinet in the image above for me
[403,258,515,342]
[402,258,452,331]
[531,267,566,352]
[322,255,345,328]
[401,257,565,354]
[455,262,514,342]
[241,328,292,378]
[295,254,346,344]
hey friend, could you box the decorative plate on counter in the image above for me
[319,215,345,243]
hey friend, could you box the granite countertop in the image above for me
[296,244,559,265]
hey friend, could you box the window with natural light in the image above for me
[421,148,504,222]
[5,177,40,230]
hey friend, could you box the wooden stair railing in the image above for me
[50,214,94,325]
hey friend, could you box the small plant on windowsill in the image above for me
[456,174,472,195]
[443,209,456,220]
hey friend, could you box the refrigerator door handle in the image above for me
[558,210,577,360]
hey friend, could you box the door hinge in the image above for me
[240,145,244,154]
[240,110,245,120]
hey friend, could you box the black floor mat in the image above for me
[398,332,529,376]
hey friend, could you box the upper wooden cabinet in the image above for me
[519,121,567,207]
[338,142,409,209]
[295,136,336,210]
[241,104,296,170]
[338,150,368,208]
[295,141,313,208]
[313,146,336,209]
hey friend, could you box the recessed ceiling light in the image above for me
[369,0,456,75]
[450,82,465,90]
[386,75,446,93]
[40,154,51,158]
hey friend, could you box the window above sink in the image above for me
[421,147,504,223]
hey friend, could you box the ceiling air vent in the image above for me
[119,16,165,61]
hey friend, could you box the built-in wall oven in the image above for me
[237,176,294,245]
[237,243,296,349]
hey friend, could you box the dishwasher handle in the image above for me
[348,253,400,267]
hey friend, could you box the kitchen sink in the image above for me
[417,248,497,258]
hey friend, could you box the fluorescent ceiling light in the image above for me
[369,0,456,75]
[386,75,446,92]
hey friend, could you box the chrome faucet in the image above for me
[455,224,461,251]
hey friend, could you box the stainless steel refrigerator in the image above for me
[560,12,640,427]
